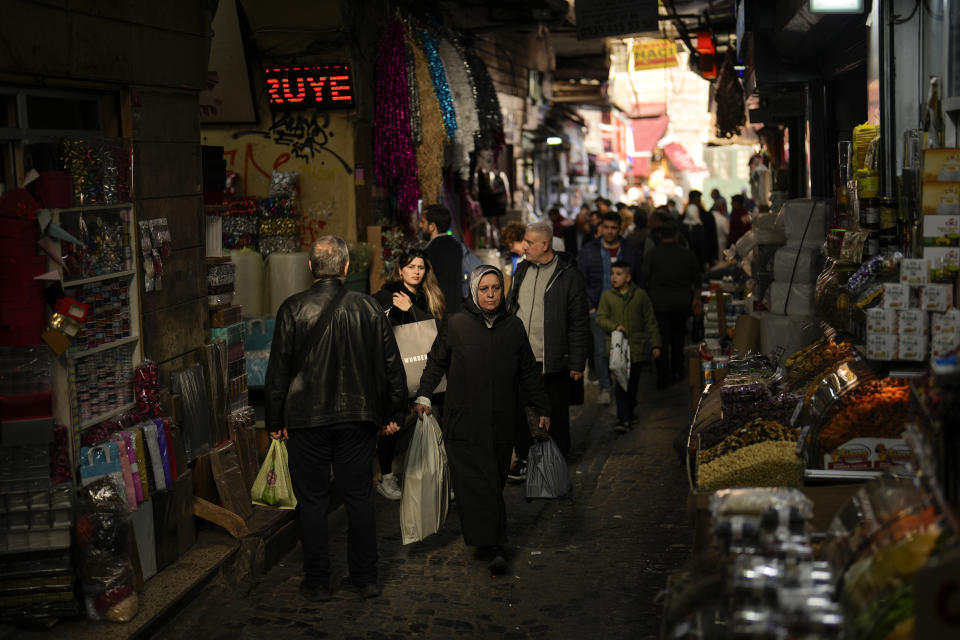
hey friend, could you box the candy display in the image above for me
[817,378,912,453]
[783,338,857,396]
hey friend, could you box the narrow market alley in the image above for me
[148,379,692,640]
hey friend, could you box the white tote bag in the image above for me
[609,329,631,391]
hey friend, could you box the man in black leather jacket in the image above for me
[505,222,590,476]
[265,236,407,602]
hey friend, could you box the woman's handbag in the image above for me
[393,319,446,397]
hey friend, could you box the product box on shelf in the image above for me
[900,259,929,286]
[883,282,911,308]
[922,182,960,215]
[898,333,928,361]
[932,309,960,334]
[932,333,960,358]
[921,283,954,311]
[922,215,960,246]
[865,332,899,360]
[865,308,898,334]
[898,309,929,335]
[923,246,960,281]
[923,148,960,182]
[823,437,913,471]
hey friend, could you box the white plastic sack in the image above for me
[782,199,830,248]
[609,330,631,390]
[752,212,786,245]
[400,412,450,544]
[773,246,824,284]
[768,282,816,316]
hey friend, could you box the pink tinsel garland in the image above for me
[374,18,421,230]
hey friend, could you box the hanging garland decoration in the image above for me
[374,17,421,227]
[438,36,480,180]
[404,32,422,146]
[410,29,447,206]
[420,31,457,139]
[464,47,505,155]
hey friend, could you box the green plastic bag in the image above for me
[251,439,297,509]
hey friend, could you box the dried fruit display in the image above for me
[697,441,804,491]
[784,338,857,397]
[698,418,799,466]
[818,379,912,452]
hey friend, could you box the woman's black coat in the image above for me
[373,280,433,326]
[415,298,550,547]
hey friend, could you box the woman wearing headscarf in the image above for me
[414,265,550,575]
[372,249,446,500]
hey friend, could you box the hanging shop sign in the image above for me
[265,65,354,111]
[631,39,679,72]
[574,0,659,40]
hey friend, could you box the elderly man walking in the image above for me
[505,221,590,480]
[265,236,408,602]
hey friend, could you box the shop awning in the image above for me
[629,115,669,156]
[631,157,651,178]
[663,142,707,172]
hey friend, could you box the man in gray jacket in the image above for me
[505,221,590,479]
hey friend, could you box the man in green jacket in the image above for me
[596,261,662,433]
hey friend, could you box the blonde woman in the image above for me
[372,249,445,499]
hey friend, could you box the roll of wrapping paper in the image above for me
[264,251,312,316]
[229,249,265,317]
[126,427,150,502]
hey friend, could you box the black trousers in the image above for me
[516,369,572,460]
[287,422,379,587]
[614,363,643,424]
[655,311,690,387]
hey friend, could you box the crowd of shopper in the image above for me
[264,189,752,600]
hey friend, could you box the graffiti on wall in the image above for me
[233,111,352,173]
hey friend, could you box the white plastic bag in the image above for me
[609,329,631,390]
[400,411,450,544]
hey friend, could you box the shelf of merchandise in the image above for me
[49,201,142,479]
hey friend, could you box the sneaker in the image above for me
[299,580,333,602]
[507,459,527,483]
[376,473,402,500]
[613,422,629,434]
[597,389,611,405]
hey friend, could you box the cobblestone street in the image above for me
[151,378,693,639]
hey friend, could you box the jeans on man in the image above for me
[287,422,379,588]
[589,314,610,391]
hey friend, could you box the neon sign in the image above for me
[265,65,354,110]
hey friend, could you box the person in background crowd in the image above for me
[618,205,635,237]
[371,249,445,501]
[566,210,593,258]
[728,194,752,247]
[625,204,649,251]
[596,261,662,433]
[415,265,550,575]
[642,223,702,389]
[595,197,611,215]
[666,198,682,225]
[579,211,643,405]
[682,190,716,268]
[710,188,728,218]
[589,210,603,238]
[548,206,566,239]
[420,205,463,315]
[505,221,590,480]
[711,197,730,259]
[501,221,527,275]
[644,207,689,255]
[266,236,407,602]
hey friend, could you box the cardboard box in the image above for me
[933,309,960,335]
[883,282,911,308]
[900,259,928,286]
[932,333,960,358]
[922,182,960,215]
[866,332,899,360]
[921,284,954,312]
[823,437,913,471]
[865,308,898,334]
[731,314,761,356]
[922,215,960,246]
[922,148,960,182]
[898,309,929,335]
[898,333,928,361]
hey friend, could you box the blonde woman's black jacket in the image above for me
[505,251,591,374]
[265,278,408,431]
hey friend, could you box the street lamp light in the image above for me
[809,0,863,13]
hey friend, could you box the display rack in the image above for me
[47,203,141,476]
